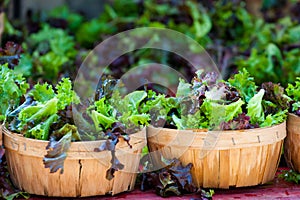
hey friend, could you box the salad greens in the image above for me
[0,64,29,122]
[141,157,214,199]
[141,158,197,197]
[228,68,257,103]
[90,87,150,180]
[286,78,300,116]
[279,170,300,184]
[247,89,265,124]
[15,78,79,140]
[144,69,289,130]
[22,25,77,82]
[141,90,179,128]
[5,78,80,174]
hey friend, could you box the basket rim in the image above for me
[2,126,145,145]
[288,113,300,119]
[147,122,286,149]
[2,126,146,155]
[147,121,286,133]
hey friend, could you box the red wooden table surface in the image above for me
[23,168,300,200]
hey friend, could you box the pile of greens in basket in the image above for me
[286,78,300,116]
[5,76,149,179]
[142,68,290,130]
[0,64,29,122]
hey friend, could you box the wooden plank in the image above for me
[219,150,230,188]
[203,150,219,188]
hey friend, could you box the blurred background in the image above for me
[0,0,299,91]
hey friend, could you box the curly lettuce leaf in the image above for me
[172,110,208,130]
[94,97,114,117]
[261,110,287,127]
[201,98,244,128]
[94,122,131,180]
[128,114,150,126]
[91,110,117,131]
[141,158,197,197]
[17,78,79,140]
[286,78,300,101]
[219,113,258,130]
[261,82,290,114]
[228,68,257,102]
[118,91,150,128]
[247,89,265,124]
[191,70,219,98]
[0,64,29,120]
[29,82,55,103]
[56,78,80,110]
[43,124,81,174]
[141,90,178,127]
[286,78,300,114]
[51,124,81,141]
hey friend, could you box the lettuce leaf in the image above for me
[91,110,117,131]
[29,82,55,103]
[16,78,79,141]
[261,110,287,127]
[219,113,258,130]
[201,98,244,128]
[56,78,80,110]
[287,78,300,101]
[141,158,197,197]
[172,110,208,130]
[18,97,58,130]
[123,90,147,112]
[247,89,265,124]
[94,97,113,117]
[286,78,300,114]
[26,114,58,140]
[0,64,29,121]
[43,132,72,174]
[228,68,257,102]
[261,82,290,115]
[176,78,191,97]
[141,90,178,127]
[128,114,150,126]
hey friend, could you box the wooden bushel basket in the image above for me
[285,113,300,171]
[147,122,286,188]
[3,127,146,197]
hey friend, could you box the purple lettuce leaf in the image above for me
[43,132,72,174]
[94,122,131,180]
[141,158,197,197]
[261,82,290,115]
[219,113,258,130]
